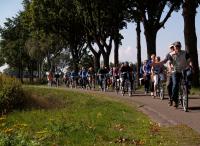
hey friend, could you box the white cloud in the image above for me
[119,46,136,63]
[109,45,148,64]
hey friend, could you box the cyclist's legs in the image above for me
[121,75,127,89]
[83,77,87,88]
[172,72,182,106]
[153,74,159,95]
[167,74,173,101]
[130,78,133,90]
[99,76,103,89]
[112,76,116,89]
[144,74,150,93]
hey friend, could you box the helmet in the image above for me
[173,41,181,48]
[125,61,129,66]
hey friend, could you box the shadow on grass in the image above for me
[21,91,68,110]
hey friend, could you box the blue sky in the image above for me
[0,0,200,67]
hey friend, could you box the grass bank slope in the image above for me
[0,86,199,146]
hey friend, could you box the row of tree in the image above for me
[0,0,199,86]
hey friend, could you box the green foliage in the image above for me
[0,74,24,113]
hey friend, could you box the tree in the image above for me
[76,0,127,67]
[129,0,182,58]
[136,21,142,83]
[29,0,88,71]
[182,0,200,86]
[0,15,30,81]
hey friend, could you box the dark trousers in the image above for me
[172,72,182,103]
[144,74,150,92]
[166,74,173,101]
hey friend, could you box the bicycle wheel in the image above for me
[159,83,164,100]
[182,84,189,112]
[132,80,136,93]
[179,83,184,107]
[121,81,126,96]
[128,81,132,97]
[115,80,120,94]
[102,79,106,92]
[121,87,125,96]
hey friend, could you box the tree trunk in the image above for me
[136,21,142,83]
[28,62,34,83]
[88,42,101,72]
[37,62,40,80]
[70,44,79,72]
[102,53,110,68]
[47,50,52,71]
[143,25,157,59]
[183,0,199,87]
[18,63,22,82]
[95,36,112,68]
[93,53,101,73]
[114,36,119,67]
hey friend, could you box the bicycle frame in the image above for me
[178,70,189,112]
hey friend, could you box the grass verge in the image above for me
[0,85,200,146]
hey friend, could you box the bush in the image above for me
[0,74,24,113]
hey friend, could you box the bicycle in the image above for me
[155,74,165,100]
[178,69,191,112]
[99,74,107,92]
[121,72,132,97]
[87,75,95,90]
[131,72,137,94]
[70,76,77,89]
[112,76,120,94]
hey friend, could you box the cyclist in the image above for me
[112,65,120,91]
[120,62,131,90]
[154,41,192,108]
[70,70,79,88]
[47,70,53,87]
[166,44,175,106]
[143,54,155,95]
[63,71,71,87]
[54,71,60,87]
[151,56,165,97]
[97,65,109,91]
[87,67,96,89]
[79,67,88,89]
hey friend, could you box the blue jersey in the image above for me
[143,60,152,74]
[71,71,78,77]
[79,70,88,78]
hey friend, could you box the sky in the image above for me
[0,0,200,72]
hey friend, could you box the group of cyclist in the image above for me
[47,62,137,95]
[47,41,193,109]
[142,54,165,98]
[141,41,193,108]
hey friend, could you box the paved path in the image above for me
[63,87,200,134]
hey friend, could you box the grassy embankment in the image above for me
[0,86,200,146]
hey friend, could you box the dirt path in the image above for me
[60,87,200,134]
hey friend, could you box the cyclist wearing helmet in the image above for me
[97,65,109,91]
[120,62,131,89]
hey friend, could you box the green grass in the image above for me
[0,86,200,146]
[190,87,200,96]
